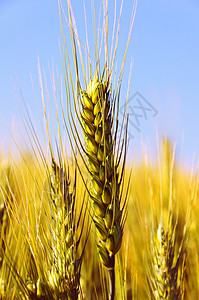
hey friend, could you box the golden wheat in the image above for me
[148,221,186,299]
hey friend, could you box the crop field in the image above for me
[0,1,198,299]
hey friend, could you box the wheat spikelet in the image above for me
[148,221,186,300]
[81,75,123,266]
[47,157,82,299]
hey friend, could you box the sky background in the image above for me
[0,0,199,169]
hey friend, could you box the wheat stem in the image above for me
[108,255,115,300]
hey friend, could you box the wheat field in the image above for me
[0,138,198,299]
[0,0,198,299]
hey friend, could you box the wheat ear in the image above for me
[59,1,136,297]
[148,221,186,300]
[22,156,88,299]
[80,74,126,299]
[47,157,86,299]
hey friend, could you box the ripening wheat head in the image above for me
[146,139,188,300]
[48,157,82,299]
[148,221,186,300]
[80,74,123,268]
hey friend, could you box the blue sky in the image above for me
[0,0,199,168]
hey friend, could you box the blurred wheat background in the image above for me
[0,135,198,299]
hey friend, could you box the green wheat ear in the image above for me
[81,75,123,259]
[78,74,129,300]
[46,157,86,299]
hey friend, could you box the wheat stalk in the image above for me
[58,0,137,297]
[146,139,187,300]
[80,74,125,299]
[148,221,186,300]
[0,204,7,297]
[47,157,83,299]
